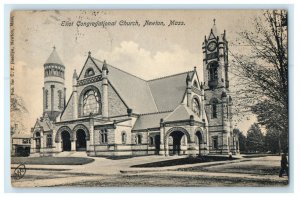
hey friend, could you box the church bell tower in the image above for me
[43,46,66,121]
[202,19,236,154]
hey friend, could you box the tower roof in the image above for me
[45,46,64,65]
[209,19,221,39]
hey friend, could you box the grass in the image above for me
[131,156,235,168]
[177,157,283,176]
[57,174,288,187]
[11,157,95,165]
[242,153,278,158]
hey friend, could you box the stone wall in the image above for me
[108,84,128,117]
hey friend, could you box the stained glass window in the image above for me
[83,90,99,116]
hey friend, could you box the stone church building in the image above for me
[30,22,239,157]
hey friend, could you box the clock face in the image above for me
[207,42,217,51]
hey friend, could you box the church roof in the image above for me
[92,58,158,114]
[45,47,64,65]
[132,111,171,131]
[148,71,194,112]
[164,103,202,122]
[88,56,195,115]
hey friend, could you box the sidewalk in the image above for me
[121,157,249,174]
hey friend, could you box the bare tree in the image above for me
[10,94,29,135]
[230,10,288,153]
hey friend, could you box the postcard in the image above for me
[10,9,289,187]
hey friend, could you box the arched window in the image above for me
[208,62,218,81]
[83,89,100,116]
[192,98,201,117]
[46,134,52,148]
[58,90,62,109]
[85,68,95,77]
[45,90,48,109]
[121,132,126,144]
[193,80,199,88]
[100,129,108,144]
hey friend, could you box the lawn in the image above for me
[11,157,95,165]
[131,156,235,168]
[57,174,288,187]
[177,156,282,176]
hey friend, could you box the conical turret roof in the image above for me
[209,19,221,39]
[45,46,64,65]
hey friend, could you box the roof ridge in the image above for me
[92,57,146,82]
[146,82,159,112]
[163,104,183,121]
[147,70,194,82]
[139,110,172,116]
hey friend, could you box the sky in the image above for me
[11,10,265,134]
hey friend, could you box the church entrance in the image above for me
[195,131,203,156]
[169,131,185,155]
[61,130,71,151]
[76,129,87,151]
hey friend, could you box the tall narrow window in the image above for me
[192,98,201,117]
[211,99,218,119]
[136,135,142,145]
[45,90,48,109]
[83,89,100,116]
[58,90,62,109]
[46,134,52,148]
[227,105,229,118]
[212,136,218,150]
[121,132,126,144]
[100,129,108,144]
[209,62,218,81]
[149,137,154,146]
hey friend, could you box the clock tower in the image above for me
[202,19,238,154]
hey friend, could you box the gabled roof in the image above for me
[148,71,194,112]
[133,111,171,131]
[33,117,52,132]
[92,58,158,114]
[80,55,196,115]
[12,133,31,139]
[164,103,202,122]
[45,47,64,65]
[77,56,102,81]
